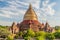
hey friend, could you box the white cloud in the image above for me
[42,0,49,7]
[0,0,40,18]
[42,0,56,16]
[0,13,11,18]
[0,20,12,26]
[0,0,56,26]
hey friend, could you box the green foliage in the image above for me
[23,29,35,40]
[1,25,60,40]
[7,33,16,40]
[14,31,23,39]
[54,31,60,39]
[24,36,31,40]
[0,25,8,29]
[27,29,35,37]
[35,31,46,40]
[55,26,60,32]
[23,29,35,37]
[19,31,23,36]
[45,33,55,40]
[35,31,46,37]
[0,26,11,38]
[7,36,13,40]
[36,36,45,40]
[14,34,19,39]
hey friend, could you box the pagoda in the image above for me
[19,4,42,32]
[9,4,54,34]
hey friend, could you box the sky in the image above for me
[0,0,60,27]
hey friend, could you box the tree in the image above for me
[19,31,23,37]
[14,34,19,39]
[14,31,23,39]
[23,29,35,40]
[0,26,11,38]
[35,31,46,40]
[23,29,35,37]
[36,36,45,40]
[35,31,46,37]
[7,34,15,40]
[24,36,31,40]
[55,26,60,32]
[54,31,60,39]
[45,33,55,40]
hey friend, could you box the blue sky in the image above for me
[0,0,60,27]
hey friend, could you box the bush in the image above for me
[7,34,15,40]
[23,29,35,38]
[14,34,19,39]
[54,32,60,39]
[35,31,46,37]
[35,31,46,40]
[7,36,13,40]
[45,33,55,40]
[24,36,31,40]
[36,36,45,40]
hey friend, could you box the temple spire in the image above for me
[23,4,38,20]
[29,4,32,9]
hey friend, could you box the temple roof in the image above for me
[45,22,50,27]
[23,4,38,20]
